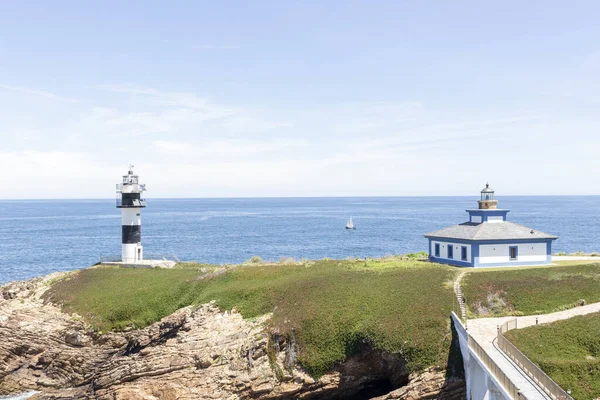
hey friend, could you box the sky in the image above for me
[1,1,599,199]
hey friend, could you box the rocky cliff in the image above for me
[0,273,465,399]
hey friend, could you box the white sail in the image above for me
[346,217,355,229]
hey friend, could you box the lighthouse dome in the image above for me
[481,183,494,193]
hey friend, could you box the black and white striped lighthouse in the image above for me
[116,165,147,264]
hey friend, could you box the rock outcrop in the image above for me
[0,274,465,399]
[372,368,466,400]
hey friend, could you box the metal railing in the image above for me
[497,320,573,400]
[143,254,180,263]
[468,335,525,399]
[115,198,147,207]
[99,254,180,263]
[99,255,122,263]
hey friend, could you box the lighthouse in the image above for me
[116,165,147,264]
[424,184,558,267]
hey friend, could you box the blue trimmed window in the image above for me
[434,243,440,257]
[509,246,518,260]
[448,245,453,259]
[461,246,468,261]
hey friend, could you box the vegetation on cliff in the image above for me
[505,313,600,400]
[44,258,457,377]
[461,263,600,317]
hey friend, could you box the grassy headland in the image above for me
[461,263,600,317]
[44,258,457,377]
[505,313,600,400]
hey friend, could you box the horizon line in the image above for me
[1,194,600,201]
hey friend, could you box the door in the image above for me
[509,246,518,260]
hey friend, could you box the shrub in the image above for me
[44,259,457,379]
[405,251,428,259]
[462,263,600,317]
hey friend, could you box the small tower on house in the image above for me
[116,165,147,264]
[478,183,497,209]
[467,183,509,224]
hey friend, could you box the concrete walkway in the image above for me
[100,259,177,268]
[552,256,600,261]
[468,301,600,338]
[467,302,600,399]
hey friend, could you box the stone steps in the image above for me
[453,273,467,321]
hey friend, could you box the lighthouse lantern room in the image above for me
[116,165,147,264]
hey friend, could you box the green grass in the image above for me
[505,313,600,400]
[461,263,600,317]
[44,259,457,377]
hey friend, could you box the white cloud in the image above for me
[95,84,214,109]
[2,82,600,198]
[0,151,121,199]
[152,140,191,154]
[151,138,305,158]
[192,45,240,50]
[88,85,291,137]
[0,84,78,103]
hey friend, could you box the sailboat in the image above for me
[345,217,356,230]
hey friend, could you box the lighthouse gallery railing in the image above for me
[115,198,147,207]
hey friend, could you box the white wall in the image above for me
[478,243,547,264]
[122,208,141,225]
[451,313,510,400]
[122,243,143,263]
[431,241,471,263]
[487,216,503,223]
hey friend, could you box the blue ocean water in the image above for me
[0,196,599,284]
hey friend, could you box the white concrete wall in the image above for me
[452,314,472,397]
[470,360,489,400]
[431,241,471,262]
[471,215,482,223]
[121,208,143,263]
[451,313,510,400]
[479,243,547,264]
[122,209,141,225]
[122,243,143,263]
[487,216,503,223]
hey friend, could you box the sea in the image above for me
[0,196,599,284]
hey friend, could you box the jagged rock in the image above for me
[371,367,466,400]
[0,272,465,399]
[64,330,89,347]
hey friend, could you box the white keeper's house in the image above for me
[424,184,558,267]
